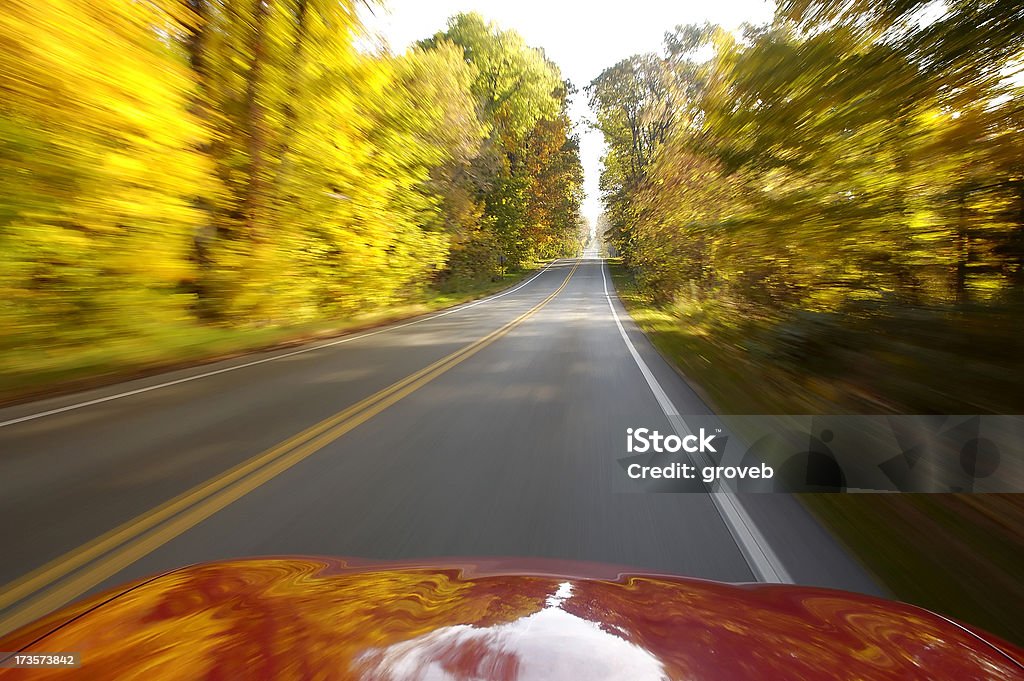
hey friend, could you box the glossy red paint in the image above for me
[1,556,1021,680]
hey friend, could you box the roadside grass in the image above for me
[0,268,538,407]
[608,259,1024,646]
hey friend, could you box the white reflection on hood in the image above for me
[353,582,669,680]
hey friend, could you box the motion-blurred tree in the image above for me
[0,0,216,346]
[0,3,583,367]
[591,4,1024,412]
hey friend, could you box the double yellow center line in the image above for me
[0,259,581,637]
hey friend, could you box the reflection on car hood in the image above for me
[1,556,1022,680]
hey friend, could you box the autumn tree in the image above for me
[421,13,576,276]
[0,4,582,370]
[0,0,215,347]
[591,4,1024,411]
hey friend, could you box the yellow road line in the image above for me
[0,259,580,637]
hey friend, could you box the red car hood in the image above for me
[0,556,1021,680]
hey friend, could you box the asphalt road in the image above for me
[0,245,881,636]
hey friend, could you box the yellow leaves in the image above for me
[0,0,215,341]
[1,1,578,345]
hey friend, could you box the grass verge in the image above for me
[608,259,1024,647]
[0,268,539,408]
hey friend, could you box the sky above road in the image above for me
[361,0,774,226]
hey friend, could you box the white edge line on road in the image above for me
[0,261,565,429]
[599,258,793,584]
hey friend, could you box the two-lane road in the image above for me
[0,246,880,636]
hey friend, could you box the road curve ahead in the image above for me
[0,244,880,636]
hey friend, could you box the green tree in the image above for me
[422,13,569,274]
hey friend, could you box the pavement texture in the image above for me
[0,246,882,636]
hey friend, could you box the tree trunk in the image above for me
[955,191,970,305]
[243,0,272,241]
[276,0,309,194]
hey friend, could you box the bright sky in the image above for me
[361,0,775,226]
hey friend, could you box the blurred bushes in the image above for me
[590,1,1024,413]
[0,3,585,365]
